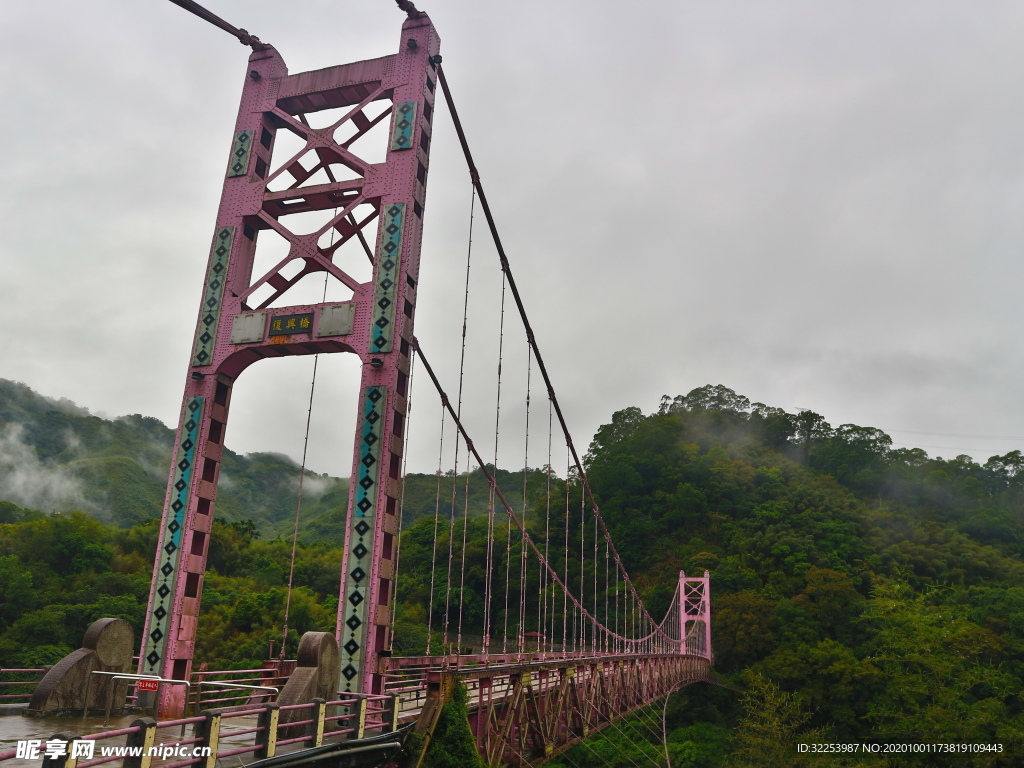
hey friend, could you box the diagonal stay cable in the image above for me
[603,716,664,767]
[435,62,662,634]
[567,724,643,768]
[577,720,655,768]
[636,701,672,746]
[600,700,667,766]
[620,704,670,759]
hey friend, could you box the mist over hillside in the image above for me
[0,379,547,540]
[0,379,346,537]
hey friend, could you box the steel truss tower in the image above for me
[140,14,440,716]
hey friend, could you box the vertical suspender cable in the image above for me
[598,536,606,651]
[615,566,620,654]
[388,350,415,652]
[279,353,319,657]
[579,484,586,653]
[280,237,332,658]
[593,513,598,654]
[425,409,446,656]
[443,456,458,652]
[483,273,507,655]
[563,451,571,655]
[502,483,513,654]
[443,183,476,654]
[518,346,531,654]
[455,444,472,652]
[540,399,552,655]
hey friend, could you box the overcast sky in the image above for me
[4,0,1024,477]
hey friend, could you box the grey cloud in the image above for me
[4,0,1024,477]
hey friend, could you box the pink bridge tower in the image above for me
[679,570,712,660]
[140,14,440,716]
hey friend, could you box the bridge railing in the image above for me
[384,651,610,717]
[383,650,711,722]
[0,695,399,768]
[188,667,290,712]
[0,668,46,704]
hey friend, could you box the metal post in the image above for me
[40,732,78,768]
[196,709,222,768]
[124,718,158,768]
[255,703,280,759]
[305,698,326,747]
[353,697,368,740]
[383,694,400,733]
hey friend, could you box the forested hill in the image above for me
[0,378,348,536]
[0,378,545,538]
[562,385,1024,760]
[589,385,1024,581]
[5,380,1024,760]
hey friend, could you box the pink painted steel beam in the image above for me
[139,14,440,717]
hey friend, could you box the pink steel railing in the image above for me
[382,649,713,722]
[0,669,45,703]
[0,695,398,768]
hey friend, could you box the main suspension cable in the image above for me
[435,63,661,633]
[414,339,674,647]
[165,0,266,49]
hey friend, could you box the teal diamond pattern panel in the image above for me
[143,396,203,676]
[226,130,254,177]
[369,204,404,354]
[192,227,234,367]
[342,385,386,691]
[390,101,417,151]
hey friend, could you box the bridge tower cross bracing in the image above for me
[139,15,440,716]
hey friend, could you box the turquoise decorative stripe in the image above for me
[369,204,404,354]
[390,101,417,150]
[354,386,384,519]
[143,396,203,676]
[340,385,386,691]
[192,227,234,367]
[227,130,254,177]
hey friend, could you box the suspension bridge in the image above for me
[1,3,719,766]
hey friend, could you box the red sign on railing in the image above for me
[136,679,159,692]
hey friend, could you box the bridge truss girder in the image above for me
[414,654,714,768]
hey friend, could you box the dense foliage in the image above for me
[0,505,343,668]
[5,381,1024,764]
[547,385,1024,766]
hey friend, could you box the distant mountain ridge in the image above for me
[0,379,548,541]
[0,379,347,538]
